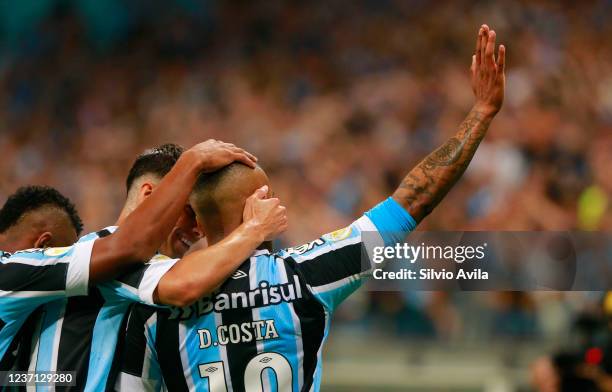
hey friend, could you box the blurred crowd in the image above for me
[0,0,611,346]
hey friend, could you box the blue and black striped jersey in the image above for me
[117,197,416,392]
[0,240,94,370]
[22,227,179,392]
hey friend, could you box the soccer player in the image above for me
[0,140,259,367]
[17,141,288,391]
[0,185,86,371]
[117,24,505,391]
[0,185,84,252]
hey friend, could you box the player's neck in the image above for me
[204,215,241,246]
[205,229,233,247]
[115,201,137,226]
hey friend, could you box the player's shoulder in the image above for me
[0,246,75,264]
[277,223,361,259]
[78,226,117,243]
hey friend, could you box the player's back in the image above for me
[148,248,327,391]
[124,197,417,392]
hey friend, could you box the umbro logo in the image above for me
[231,270,248,279]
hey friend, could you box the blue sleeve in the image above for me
[283,198,417,313]
[364,197,417,246]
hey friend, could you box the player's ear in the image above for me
[35,231,53,248]
[138,182,155,202]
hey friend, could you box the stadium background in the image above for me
[0,0,611,390]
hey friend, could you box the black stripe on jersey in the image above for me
[0,263,68,291]
[284,257,327,392]
[295,242,363,287]
[56,288,106,391]
[219,259,257,392]
[156,309,189,392]
[96,229,112,238]
[119,304,155,378]
[116,264,147,289]
[10,307,43,372]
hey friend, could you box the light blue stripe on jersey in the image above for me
[311,278,361,315]
[34,299,66,375]
[182,316,204,388]
[364,197,416,246]
[186,310,222,390]
[98,281,140,303]
[142,315,163,389]
[84,302,131,391]
[0,296,62,362]
[0,298,25,361]
[254,255,301,391]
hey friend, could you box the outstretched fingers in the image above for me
[497,44,506,78]
[480,25,489,65]
[485,30,496,71]
[475,27,483,66]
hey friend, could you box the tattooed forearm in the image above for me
[392,109,493,222]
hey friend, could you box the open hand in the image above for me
[471,24,505,115]
[186,139,258,172]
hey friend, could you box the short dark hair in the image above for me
[0,186,83,235]
[191,162,257,217]
[125,143,185,192]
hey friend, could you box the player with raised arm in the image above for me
[117,25,505,392]
[16,142,288,391]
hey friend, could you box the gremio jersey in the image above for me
[0,240,93,370]
[23,227,179,392]
[117,197,416,392]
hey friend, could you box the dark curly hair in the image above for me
[125,143,185,193]
[0,185,83,235]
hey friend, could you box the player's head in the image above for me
[190,163,270,244]
[121,143,200,258]
[0,185,83,252]
[125,143,185,201]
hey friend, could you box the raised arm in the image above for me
[392,25,506,223]
[154,186,288,307]
[90,140,258,283]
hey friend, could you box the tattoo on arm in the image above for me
[392,109,493,222]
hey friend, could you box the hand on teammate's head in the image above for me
[471,24,505,115]
[186,139,258,172]
[243,185,288,242]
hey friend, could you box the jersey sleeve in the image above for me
[0,240,94,298]
[283,197,416,312]
[0,242,94,360]
[98,255,178,305]
[115,306,164,392]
